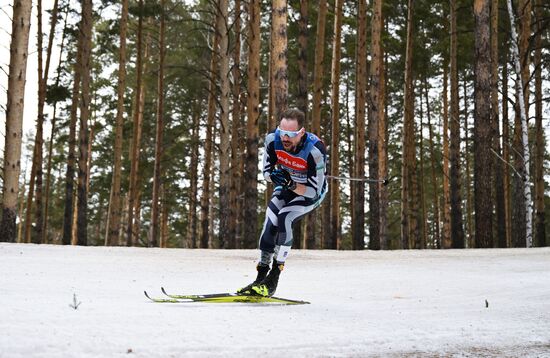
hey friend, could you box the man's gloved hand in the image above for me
[270,169,297,190]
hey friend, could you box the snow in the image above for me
[1,243,549,357]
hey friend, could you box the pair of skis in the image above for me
[144,287,309,305]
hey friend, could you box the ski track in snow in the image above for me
[0,243,549,357]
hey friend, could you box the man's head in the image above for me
[278,108,305,152]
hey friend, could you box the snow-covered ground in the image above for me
[1,243,549,357]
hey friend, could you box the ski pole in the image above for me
[326,175,390,186]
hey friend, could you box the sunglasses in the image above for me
[278,126,303,138]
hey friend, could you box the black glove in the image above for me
[270,169,296,190]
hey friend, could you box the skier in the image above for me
[238,108,328,297]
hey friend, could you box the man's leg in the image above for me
[274,195,318,263]
[258,189,287,265]
[252,193,319,297]
[237,190,287,294]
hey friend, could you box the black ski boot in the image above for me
[251,262,284,297]
[237,264,270,294]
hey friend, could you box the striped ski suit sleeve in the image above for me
[303,141,327,199]
[262,132,277,182]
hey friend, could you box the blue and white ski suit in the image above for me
[259,129,328,264]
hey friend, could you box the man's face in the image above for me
[279,118,305,152]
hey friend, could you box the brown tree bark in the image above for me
[243,0,261,249]
[310,0,327,137]
[199,14,220,249]
[31,0,46,244]
[449,0,465,248]
[271,0,288,121]
[401,0,419,249]
[352,0,367,250]
[305,0,327,249]
[297,0,308,119]
[491,0,506,248]
[0,0,32,242]
[294,0,307,250]
[441,63,451,249]
[229,0,242,249]
[473,0,493,248]
[186,110,200,248]
[217,0,231,249]
[62,10,84,245]
[43,2,67,243]
[126,0,145,246]
[379,19,388,250]
[106,0,129,246]
[150,0,166,247]
[502,49,511,247]
[424,75,440,248]
[419,83,427,249]
[368,0,383,250]
[76,0,93,246]
[533,0,546,247]
[463,77,475,247]
[328,0,343,250]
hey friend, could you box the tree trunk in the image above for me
[43,2,67,243]
[401,0,419,249]
[107,0,129,246]
[328,0,343,250]
[31,0,46,244]
[368,0,383,250]
[463,77,475,247]
[271,0,288,122]
[449,0,465,248]
[310,0,327,137]
[36,0,60,244]
[441,63,451,249]
[294,0,307,250]
[217,0,231,249]
[199,15,220,249]
[506,0,533,247]
[150,0,166,248]
[474,0,494,248]
[305,0,327,249]
[419,84,427,249]
[62,9,84,245]
[502,48,512,247]
[297,0,308,119]
[533,0,546,247]
[186,110,200,248]
[243,0,261,249]
[491,0,506,248]
[126,1,145,246]
[17,172,28,243]
[76,0,93,246]
[353,0,367,250]
[0,0,32,243]
[229,0,242,249]
[424,75,440,248]
[378,20,388,251]
[160,184,169,247]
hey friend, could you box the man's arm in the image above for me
[262,132,277,182]
[292,141,326,198]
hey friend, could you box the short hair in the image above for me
[279,108,305,128]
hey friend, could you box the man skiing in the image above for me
[238,108,328,297]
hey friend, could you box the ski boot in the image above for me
[237,263,270,295]
[251,262,284,297]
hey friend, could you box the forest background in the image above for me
[0,0,548,251]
